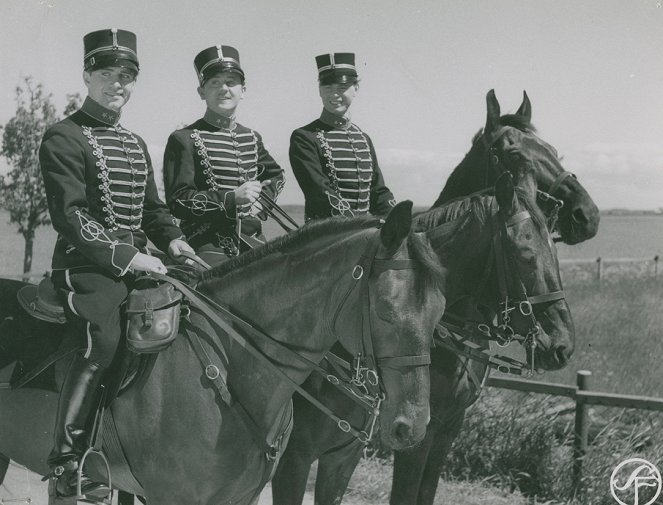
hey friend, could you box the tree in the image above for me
[0,77,81,276]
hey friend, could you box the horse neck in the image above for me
[431,203,499,316]
[197,229,373,434]
[433,140,492,207]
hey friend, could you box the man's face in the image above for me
[319,82,358,117]
[83,67,136,111]
[198,72,245,117]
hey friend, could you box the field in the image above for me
[1,210,662,504]
[1,209,662,276]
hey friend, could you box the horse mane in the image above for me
[470,114,538,147]
[498,114,537,134]
[198,215,447,296]
[419,185,547,236]
[200,216,379,283]
[417,192,491,231]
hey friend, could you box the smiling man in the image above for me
[38,28,193,499]
[290,52,396,221]
[163,45,284,264]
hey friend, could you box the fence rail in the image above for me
[486,370,663,494]
[559,255,660,282]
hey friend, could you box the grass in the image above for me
[334,275,663,504]
[444,275,663,504]
[545,272,663,396]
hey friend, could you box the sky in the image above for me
[1,0,662,210]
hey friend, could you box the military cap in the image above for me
[83,28,139,73]
[194,45,245,85]
[316,52,358,85]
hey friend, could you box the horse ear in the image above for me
[485,89,501,136]
[380,201,412,251]
[495,173,516,214]
[516,90,532,123]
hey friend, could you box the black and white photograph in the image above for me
[0,1,662,504]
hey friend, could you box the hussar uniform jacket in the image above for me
[39,97,184,277]
[163,110,284,256]
[290,110,395,221]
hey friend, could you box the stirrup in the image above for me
[47,449,112,505]
[77,448,112,504]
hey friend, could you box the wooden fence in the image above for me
[559,255,660,283]
[485,371,663,493]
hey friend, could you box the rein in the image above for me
[154,229,426,446]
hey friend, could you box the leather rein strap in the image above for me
[152,229,427,444]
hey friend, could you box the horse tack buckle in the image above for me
[352,265,364,280]
[265,444,279,462]
[366,369,379,387]
[205,365,220,380]
[338,419,351,433]
[519,300,533,316]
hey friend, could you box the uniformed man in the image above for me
[163,45,285,265]
[290,52,396,221]
[39,28,194,498]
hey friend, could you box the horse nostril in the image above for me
[391,418,413,444]
[555,346,570,366]
[571,208,588,224]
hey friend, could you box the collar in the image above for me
[319,109,351,130]
[203,108,236,130]
[80,97,121,126]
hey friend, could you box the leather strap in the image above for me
[548,171,575,197]
[153,274,379,442]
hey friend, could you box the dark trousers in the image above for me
[52,267,133,368]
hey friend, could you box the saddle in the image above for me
[17,277,67,324]
[17,276,183,353]
[8,275,186,394]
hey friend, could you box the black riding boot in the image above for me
[48,355,110,499]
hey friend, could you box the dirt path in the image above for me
[1,460,526,505]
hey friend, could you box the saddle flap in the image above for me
[17,277,67,324]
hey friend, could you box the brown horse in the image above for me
[271,93,577,505]
[389,90,596,505]
[435,90,599,245]
[0,202,446,505]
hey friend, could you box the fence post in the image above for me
[573,370,592,496]
[595,257,602,285]
[655,255,659,277]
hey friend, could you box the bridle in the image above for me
[482,125,578,238]
[536,171,577,238]
[158,227,430,446]
[322,229,432,443]
[433,127,566,377]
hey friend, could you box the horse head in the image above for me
[488,131,575,371]
[332,201,446,450]
[436,89,599,245]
